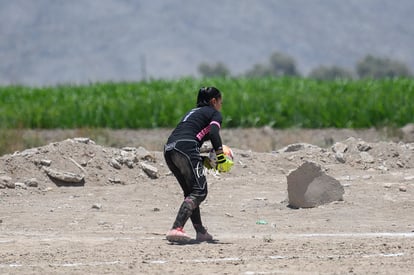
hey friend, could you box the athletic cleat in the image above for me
[166,227,191,243]
[196,230,213,242]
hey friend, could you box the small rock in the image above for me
[125,160,134,168]
[279,143,320,153]
[240,151,251,158]
[0,175,13,189]
[360,152,374,163]
[335,152,346,163]
[43,187,53,192]
[15,182,27,189]
[120,150,137,162]
[41,159,52,166]
[136,147,156,162]
[282,143,305,152]
[110,158,122,169]
[399,186,407,192]
[98,221,111,227]
[141,163,159,179]
[92,203,102,209]
[254,197,267,201]
[25,178,39,187]
[332,142,348,153]
[43,167,84,183]
[357,142,372,152]
[7,182,15,189]
[377,165,389,171]
[73,137,95,144]
[33,159,52,167]
[121,147,136,152]
[108,178,123,184]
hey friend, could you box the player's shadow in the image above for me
[166,239,231,245]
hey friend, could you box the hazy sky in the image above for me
[1,0,413,85]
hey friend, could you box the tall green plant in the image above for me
[1,77,413,129]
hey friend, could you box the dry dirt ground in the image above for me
[1,128,414,274]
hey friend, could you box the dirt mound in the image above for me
[1,136,413,192]
[0,138,164,190]
[275,137,414,171]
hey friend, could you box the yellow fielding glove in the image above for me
[215,153,234,173]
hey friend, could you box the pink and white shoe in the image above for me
[166,227,191,243]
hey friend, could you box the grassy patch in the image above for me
[1,77,413,129]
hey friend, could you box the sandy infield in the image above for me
[1,128,413,274]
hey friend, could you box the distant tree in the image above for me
[308,65,354,81]
[244,51,300,78]
[244,64,272,78]
[356,55,412,79]
[268,52,300,77]
[198,62,230,77]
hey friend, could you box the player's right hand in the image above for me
[215,153,234,173]
[202,156,214,170]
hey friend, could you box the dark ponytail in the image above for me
[196,87,221,107]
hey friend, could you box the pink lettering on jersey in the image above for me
[196,121,221,141]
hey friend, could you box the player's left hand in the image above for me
[215,153,234,173]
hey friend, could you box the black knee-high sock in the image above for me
[191,207,206,233]
[172,199,193,229]
[190,206,201,225]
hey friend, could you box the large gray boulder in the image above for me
[287,162,344,208]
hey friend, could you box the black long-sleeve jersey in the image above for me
[167,105,223,150]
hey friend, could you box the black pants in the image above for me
[164,140,208,231]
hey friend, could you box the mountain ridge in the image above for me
[1,0,413,85]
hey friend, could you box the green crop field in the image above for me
[1,77,414,129]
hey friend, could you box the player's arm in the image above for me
[209,121,233,172]
[209,121,223,153]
